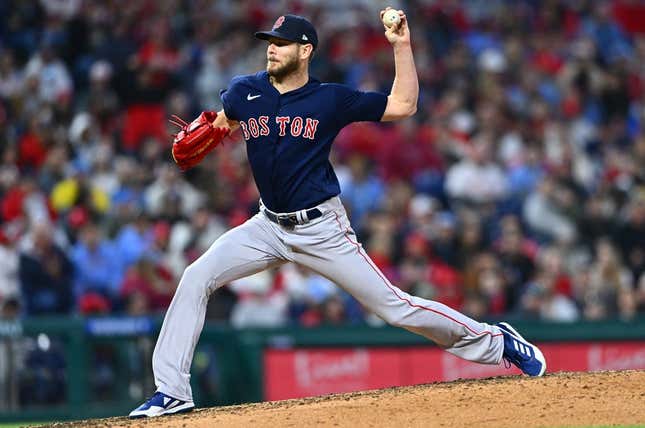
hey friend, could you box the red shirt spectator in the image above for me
[120,258,176,311]
[613,0,645,34]
[378,122,443,181]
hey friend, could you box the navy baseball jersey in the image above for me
[220,71,387,212]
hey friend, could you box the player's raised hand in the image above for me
[380,7,410,46]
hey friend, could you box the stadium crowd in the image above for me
[1,0,645,328]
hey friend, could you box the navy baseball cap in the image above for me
[255,15,318,49]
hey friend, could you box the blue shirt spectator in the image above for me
[71,223,121,303]
[339,155,385,229]
[113,218,154,280]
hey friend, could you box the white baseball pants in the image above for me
[153,197,504,401]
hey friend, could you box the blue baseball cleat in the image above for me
[129,391,195,418]
[497,322,547,377]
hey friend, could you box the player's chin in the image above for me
[267,64,284,78]
[267,58,297,80]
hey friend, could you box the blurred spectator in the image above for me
[88,141,119,197]
[378,119,444,186]
[359,209,398,274]
[70,222,120,308]
[37,143,69,194]
[462,252,507,316]
[578,192,619,248]
[338,154,384,229]
[109,157,147,221]
[120,257,175,313]
[398,233,432,296]
[615,190,645,279]
[229,270,287,328]
[120,19,179,152]
[67,112,100,173]
[429,211,459,267]
[461,292,489,319]
[18,222,73,315]
[581,1,632,65]
[280,264,364,326]
[167,207,227,278]
[144,164,205,221]
[494,215,537,310]
[50,168,110,218]
[23,42,72,105]
[18,334,66,406]
[520,246,579,322]
[405,194,438,240]
[581,238,635,320]
[320,294,348,325]
[0,230,19,302]
[523,176,577,243]
[428,262,463,310]
[445,133,508,207]
[81,60,119,130]
[0,296,20,320]
[113,214,154,281]
[1,175,52,227]
[504,145,546,201]
[0,50,24,102]
[637,273,645,313]
[520,273,580,322]
[0,297,24,410]
[454,211,486,269]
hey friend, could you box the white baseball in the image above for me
[382,9,401,28]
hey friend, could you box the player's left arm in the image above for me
[380,8,419,122]
[170,110,233,171]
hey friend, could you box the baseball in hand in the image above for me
[382,9,401,28]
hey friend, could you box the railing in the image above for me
[0,316,644,423]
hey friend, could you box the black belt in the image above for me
[262,207,323,227]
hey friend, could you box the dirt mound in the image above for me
[51,370,644,428]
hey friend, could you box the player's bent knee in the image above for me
[180,262,215,294]
[378,310,407,328]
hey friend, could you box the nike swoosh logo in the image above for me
[247,93,261,100]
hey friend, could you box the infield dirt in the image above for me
[50,370,644,428]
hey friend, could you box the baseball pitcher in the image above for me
[130,8,546,418]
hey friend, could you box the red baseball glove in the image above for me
[169,111,230,171]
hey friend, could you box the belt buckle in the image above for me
[276,214,294,227]
[287,214,298,226]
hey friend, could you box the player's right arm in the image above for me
[334,10,416,125]
[380,8,418,122]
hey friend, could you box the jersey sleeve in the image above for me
[333,84,388,125]
[219,75,245,121]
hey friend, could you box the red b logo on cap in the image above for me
[273,16,285,30]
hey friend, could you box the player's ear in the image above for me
[300,44,314,62]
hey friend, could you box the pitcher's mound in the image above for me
[55,370,645,428]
